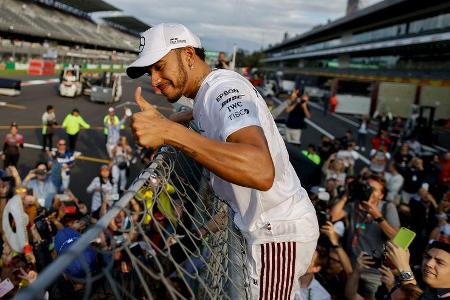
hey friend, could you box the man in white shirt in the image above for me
[127,23,319,299]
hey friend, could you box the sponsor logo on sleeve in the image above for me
[219,94,245,110]
[225,101,243,112]
[216,88,239,102]
[228,108,250,120]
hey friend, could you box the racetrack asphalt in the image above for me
[0,74,397,207]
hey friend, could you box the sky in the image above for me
[105,0,382,53]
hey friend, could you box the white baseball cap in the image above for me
[126,23,201,79]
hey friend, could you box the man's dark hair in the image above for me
[35,161,48,170]
[47,105,53,111]
[194,47,206,61]
[72,108,79,114]
[427,240,450,253]
[367,173,386,195]
[175,47,206,62]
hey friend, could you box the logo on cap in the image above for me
[139,36,145,53]
[170,37,186,45]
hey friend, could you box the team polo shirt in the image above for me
[193,69,318,245]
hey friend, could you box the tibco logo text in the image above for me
[228,109,250,120]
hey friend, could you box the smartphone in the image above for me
[393,227,416,250]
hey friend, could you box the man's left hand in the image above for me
[131,87,173,149]
[360,200,382,219]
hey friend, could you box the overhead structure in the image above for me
[102,16,151,34]
[55,0,120,13]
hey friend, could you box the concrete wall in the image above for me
[377,82,416,117]
[420,86,450,120]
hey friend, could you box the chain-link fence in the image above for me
[17,145,251,300]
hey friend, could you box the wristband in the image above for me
[330,243,341,249]
[375,216,385,223]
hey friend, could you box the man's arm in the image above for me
[168,123,275,191]
[361,201,399,239]
[79,117,90,129]
[132,87,275,191]
[302,102,311,118]
[330,194,348,222]
[286,101,298,113]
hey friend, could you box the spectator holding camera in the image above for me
[285,90,311,146]
[111,136,132,194]
[330,174,400,298]
[23,161,62,209]
[86,164,117,221]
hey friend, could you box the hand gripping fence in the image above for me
[17,145,251,299]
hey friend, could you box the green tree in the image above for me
[235,49,265,69]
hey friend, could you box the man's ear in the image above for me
[183,46,196,65]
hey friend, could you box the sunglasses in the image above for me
[58,143,66,146]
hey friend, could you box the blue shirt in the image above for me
[25,160,61,208]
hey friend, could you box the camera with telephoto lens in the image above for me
[34,208,56,241]
[347,178,373,203]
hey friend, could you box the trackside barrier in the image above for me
[17,145,251,300]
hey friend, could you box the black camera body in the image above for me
[34,209,56,241]
[347,180,373,203]
[317,210,330,227]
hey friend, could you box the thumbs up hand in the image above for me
[131,87,172,149]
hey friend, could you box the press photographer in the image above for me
[330,174,400,299]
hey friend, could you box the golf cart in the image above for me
[90,72,122,104]
[59,67,82,97]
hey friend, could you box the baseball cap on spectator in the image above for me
[310,186,331,202]
[54,228,97,278]
[108,107,115,113]
[126,23,202,79]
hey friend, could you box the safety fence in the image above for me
[17,145,251,300]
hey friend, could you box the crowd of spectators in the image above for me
[0,104,202,299]
[289,93,450,299]
[0,90,448,300]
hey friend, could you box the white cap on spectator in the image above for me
[421,182,429,191]
[318,191,330,202]
[108,107,115,113]
[126,23,202,79]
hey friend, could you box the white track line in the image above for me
[271,97,371,165]
[21,79,59,87]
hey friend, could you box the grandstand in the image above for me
[262,0,450,120]
[0,0,147,65]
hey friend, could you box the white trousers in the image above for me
[285,128,302,145]
[247,239,317,300]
